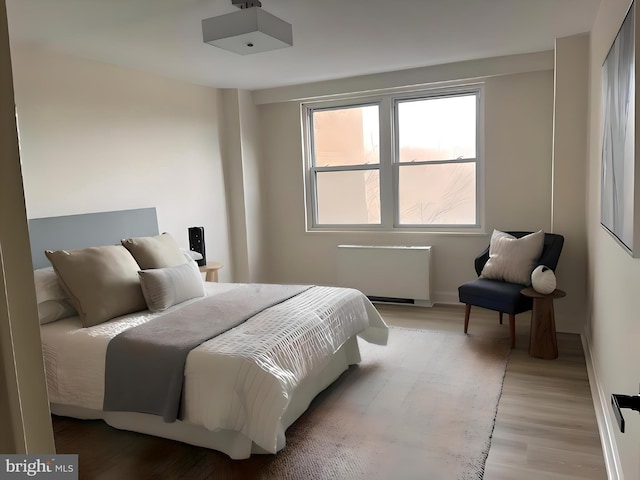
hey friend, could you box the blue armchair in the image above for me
[458,231,564,348]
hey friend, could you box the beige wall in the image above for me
[0,0,54,453]
[10,45,232,281]
[236,90,267,283]
[552,34,589,334]
[220,89,266,283]
[221,90,249,281]
[256,61,577,327]
[587,0,640,477]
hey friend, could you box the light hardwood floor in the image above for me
[377,302,607,480]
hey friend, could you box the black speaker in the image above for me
[188,226,206,267]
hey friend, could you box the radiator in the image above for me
[337,245,432,306]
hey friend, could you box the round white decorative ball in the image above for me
[531,265,556,294]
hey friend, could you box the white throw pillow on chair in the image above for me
[480,230,544,285]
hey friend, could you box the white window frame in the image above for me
[302,84,484,232]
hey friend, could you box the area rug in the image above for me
[249,327,510,480]
[53,327,509,479]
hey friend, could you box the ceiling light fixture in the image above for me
[202,0,293,55]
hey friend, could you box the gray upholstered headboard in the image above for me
[28,208,159,270]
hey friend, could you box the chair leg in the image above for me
[464,304,471,334]
[509,314,516,348]
[499,312,503,325]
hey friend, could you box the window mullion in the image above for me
[378,96,394,228]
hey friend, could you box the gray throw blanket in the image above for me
[103,283,312,422]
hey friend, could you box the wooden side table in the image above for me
[521,287,566,360]
[199,262,223,282]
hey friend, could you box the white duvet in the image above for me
[40,283,388,453]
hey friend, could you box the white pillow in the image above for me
[37,300,77,325]
[33,267,77,324]
[181,248,203,261]
[480,230,545,285]
[138,259,205,312]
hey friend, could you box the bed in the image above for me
[30,208,388,459]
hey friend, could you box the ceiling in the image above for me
[5,0,602,91]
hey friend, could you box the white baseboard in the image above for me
[581,327,622,480]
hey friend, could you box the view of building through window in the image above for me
[309,91,478,227]
[313,105,380,224]
[396,95,476,225]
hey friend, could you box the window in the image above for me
[304,87,481,231]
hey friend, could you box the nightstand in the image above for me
[199,262,223,282]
